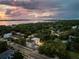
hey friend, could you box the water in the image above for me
[0,21,52,25]
[0,21,35,25]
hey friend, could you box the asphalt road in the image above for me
[8,41,51,59]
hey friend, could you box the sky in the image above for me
[0,0,79,25]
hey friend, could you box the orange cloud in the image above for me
[0,11,9,20]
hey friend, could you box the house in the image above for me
[51,30,61,37]
[26,42,38,49]
[26,37,43,49]
[31,38,42,46]
[11,36,19,40]
[28,34,37,38]
[51,30,55,35]
[0,49,14,59]
[72,26,77,29]
[68,35,77,42]
[3,33,12,39]
[16,32,24,36]
[62,40,68,44]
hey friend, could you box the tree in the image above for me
[71,37,79,52]
[0,41,8,53]
[13,38,26,46]
[12,51,23,59]
[38,39,70,59]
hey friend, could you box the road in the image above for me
[0,49,14,59]
[7,41,51,59]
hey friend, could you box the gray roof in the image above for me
[0,49,14,59]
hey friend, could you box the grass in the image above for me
[69,51,79,59]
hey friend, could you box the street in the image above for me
[8,41,52,59]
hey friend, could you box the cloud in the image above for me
[0,0,79,20]
[0,4,56,20]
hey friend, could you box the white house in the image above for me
[3,33,12,39]
[26,37,43,49]
[31,37,42,46]
[62,40,68,44]
[26,42,38,49]
[51,30,55,35]
[16,32,24,36]
[28,34,37,38]
[11,37,19,40]
[72,26,77,29]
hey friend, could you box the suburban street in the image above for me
[7,41,52,59]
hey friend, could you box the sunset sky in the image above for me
[0,0,79,25]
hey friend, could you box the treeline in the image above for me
[0,20,79,36]
[0,41,8,53]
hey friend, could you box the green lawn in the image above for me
[69,51,79,59]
